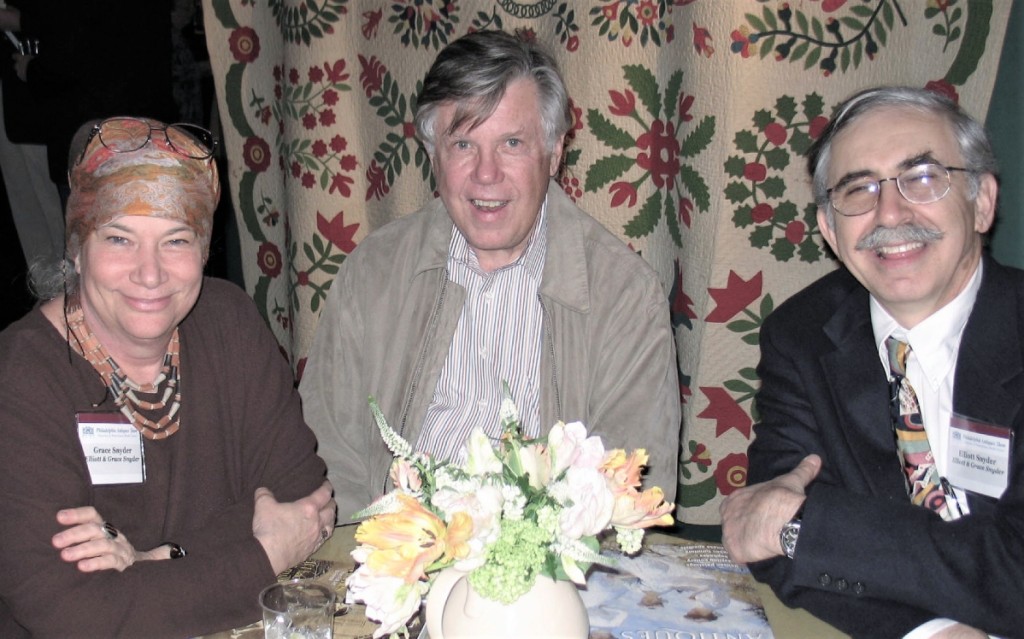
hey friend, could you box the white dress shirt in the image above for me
[416,199,547,463]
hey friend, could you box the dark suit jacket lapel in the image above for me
[820,285,909,500]
[955,258,1023,429]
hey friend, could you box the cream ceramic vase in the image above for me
[424,568,589,638]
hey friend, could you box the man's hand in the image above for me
[252,480,336,574]
[720,454,822,564]
[931,623,988,639]
[52,507,162,572]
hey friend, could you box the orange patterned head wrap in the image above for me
[65,117,221,259]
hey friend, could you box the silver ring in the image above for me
[102,522,119,540]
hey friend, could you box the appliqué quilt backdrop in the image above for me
[202,0,1010,525]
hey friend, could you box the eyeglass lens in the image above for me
[98,118,214,160]
[164,124,216,158]
[831,164,953,216]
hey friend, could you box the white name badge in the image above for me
[77,412,146,485]
[946,414,1012,499]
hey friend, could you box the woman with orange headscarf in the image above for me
[0,118,336,637]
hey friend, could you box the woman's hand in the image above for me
[52,507,162,572]
[252,480,336,574]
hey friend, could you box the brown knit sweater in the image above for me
[0,278,326,638]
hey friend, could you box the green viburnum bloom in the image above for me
[467,518,551,604]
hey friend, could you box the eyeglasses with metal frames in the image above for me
[76,117,217,166]
[826,163,971,217]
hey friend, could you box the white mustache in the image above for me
[855,225,944,251]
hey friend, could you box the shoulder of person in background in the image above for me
[0,6,20,34]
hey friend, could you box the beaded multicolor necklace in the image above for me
[66,304,182,440]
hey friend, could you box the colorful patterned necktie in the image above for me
[886,337,952,520]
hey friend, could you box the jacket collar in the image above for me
[418,197,455,276]
[415,181,592,313]
[538,182,590,313]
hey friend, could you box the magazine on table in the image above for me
[581,541,774,639]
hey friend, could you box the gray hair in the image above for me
[807,86,998,228]
[413,30,571,156]
[28,256,76,301]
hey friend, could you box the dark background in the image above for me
[0,174,34,329]
[0,0,241,332]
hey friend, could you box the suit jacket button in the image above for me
[835,578,849,591]
[818,573,832,586]
[853,582,865,595]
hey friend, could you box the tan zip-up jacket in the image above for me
[300,182,681,520]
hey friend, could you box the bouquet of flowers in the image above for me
[345,385,674,639]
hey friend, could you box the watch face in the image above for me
[780,520,801,558]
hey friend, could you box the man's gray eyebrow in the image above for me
[830,152,941,191]
[897,152,939,170]
[830,169,873,192]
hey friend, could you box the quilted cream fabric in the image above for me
[203,0,1010,524]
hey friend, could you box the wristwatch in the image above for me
[779,502,805,559]
[779,517,801,559]
[164,542,187,559]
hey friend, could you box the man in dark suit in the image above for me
[720,86,1024,639]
